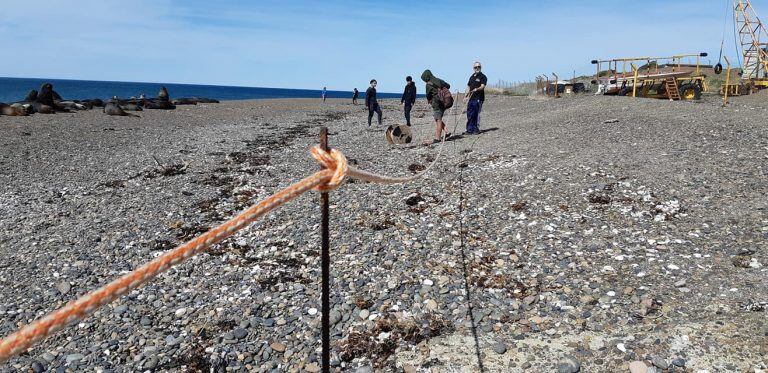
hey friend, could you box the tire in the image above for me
[679,83,701,100]
[714,63,723,75]
[618,87,634,96]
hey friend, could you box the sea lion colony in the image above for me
[0,83,220,117]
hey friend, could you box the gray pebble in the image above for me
[65,353,85,364]
[652,355,669,369]
[492,341,507,354]
[31,361,45,373]
[556,355,581,373]
[234,328,248,339]
[144,356,158,370]
[57,282,71,296]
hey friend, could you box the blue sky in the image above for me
[0,0,760,92]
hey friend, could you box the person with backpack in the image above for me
[421,69,452,144]
[365,79,383,126]
[463,61,487,135]
[401,76,417,126]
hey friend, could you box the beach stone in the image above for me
[305,363,320,372]
[57,282,71,295]
[671,358,686,367]
[556,355,580,373]
[651,356,668,369]
[174,307,187,317]
[270,342,286,353]
[308,307,318,316]
[359,310,370,320]
[233,328,248,339]
[114,304,128,315]
[65,353,84,364]
[31,361,45,373]
[330,310,342,325]
[492,341,507,354]
[42,353,55,363]
[143,356,158,370]
[629,361,647,373]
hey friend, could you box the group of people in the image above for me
[332,61,488,145]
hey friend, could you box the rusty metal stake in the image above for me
[319,127,331,373]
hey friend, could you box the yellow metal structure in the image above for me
[734,0,768,89]
[723,56,733,105]
[631,63,639,98]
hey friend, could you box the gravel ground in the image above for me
[0,93,766,372]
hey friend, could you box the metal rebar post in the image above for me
[319,127,331,373]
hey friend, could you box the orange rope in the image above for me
[0,143,438,363]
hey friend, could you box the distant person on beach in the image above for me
[421,70,451,144]
[365,80,382,126]
[401,76,416,126]
[352,88,359,105]
[463,61,487,135]
[322,86,327,103]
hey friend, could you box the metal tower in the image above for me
[734,0,768,82]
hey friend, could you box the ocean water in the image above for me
[0,77,403,103]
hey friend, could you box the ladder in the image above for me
[664,77,681,100]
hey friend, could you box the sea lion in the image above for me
[36,83,56,107]
[57,101,87,110]
[104,102,139,117]
[52,90,63,101]
[88,98,105,107]
[173,98,198,105]
[158,86,169,101]
[30,102,55,114]
[143,99,175,110]
[74,100,94,110]
[2,103,29,116]
[23,90,38,102]
[120,103,143,111]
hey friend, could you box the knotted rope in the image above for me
[0,142,440,363]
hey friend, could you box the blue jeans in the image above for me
[466,99,482,133]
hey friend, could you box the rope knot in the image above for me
[310,145,348,192]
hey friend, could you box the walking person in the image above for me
[463,61,487,135]
[321,86,327,103]
[352,88,359,105]
[401,76,417,126]
[421,69,451,144]
[365,79,382,126]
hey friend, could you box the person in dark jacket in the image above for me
[365,79,382,126]
[421,69,451,144]
[352,88,359,105]
[463,61,487,134]
[401,76,417,126]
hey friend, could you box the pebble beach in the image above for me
[1,94,767,372]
